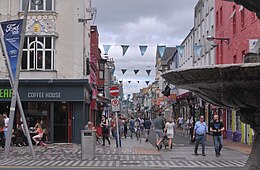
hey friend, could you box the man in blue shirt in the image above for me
[193,115,207,156]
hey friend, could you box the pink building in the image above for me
[215,0,260,64]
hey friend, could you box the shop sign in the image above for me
[0,88,12,98]
[27,92,61,99]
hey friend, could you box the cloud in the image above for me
[92,0,198,96]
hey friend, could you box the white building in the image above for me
[0,0,94,143]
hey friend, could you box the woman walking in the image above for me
[164,118,175,150]
[100,115,110,146]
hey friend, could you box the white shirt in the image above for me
[4,117,9,131]
[165,122,175,135]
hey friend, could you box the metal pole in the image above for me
[4,0,30,159]
[0,29,35,158]
[115,111,120,148]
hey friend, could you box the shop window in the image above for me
[22,36,55,71]
[21,0,55,11]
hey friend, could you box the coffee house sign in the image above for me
[27,92,61,99]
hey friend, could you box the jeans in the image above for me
[115,133,121,147]
[194,135,205,154]
[213,135,223,155]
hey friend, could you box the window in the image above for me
[21,0,55,11]
[232,5,236,35]
[22,36,55,71]
[241,8,245,28]
[242,50,246,61]
[216,11,219,28]
[99,63,104,80]
[220,7,223,25]
[233,55,237,63]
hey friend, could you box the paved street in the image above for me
[0,130,249,169]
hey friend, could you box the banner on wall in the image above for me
[1,19,23,79]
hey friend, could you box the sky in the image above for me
[91,0,198,98]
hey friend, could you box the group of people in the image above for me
[0,112,47,148]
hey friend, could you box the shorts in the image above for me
[155,129,164,140]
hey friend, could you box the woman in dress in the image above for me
[164,118,175,150]
[100,115,110,146]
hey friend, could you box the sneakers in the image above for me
[194,153,199,156]
[145,139,148,142]
[202,153,206,156]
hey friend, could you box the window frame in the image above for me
[22,36,55,71]
[21,0,55,11]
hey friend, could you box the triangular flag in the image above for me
[128,81,131,84]
[139,45,148,56]
[157,45,166,57]
[121,69,127,75]
[176,45,184,57]
[121,45,129,56]
[137,81,140,83]
[193,45,203,57]
[103,45,111,55]
[146,70,151,76]
[133,70,139,75]
[145,81,149,85]
[119,80,123,84]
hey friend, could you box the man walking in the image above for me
[193,115,207,156]
[154,113,164,150]
[210,115,224,157]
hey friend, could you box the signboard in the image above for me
[111,98,120,112]
[1,19,23,78]
[109,86,120,97]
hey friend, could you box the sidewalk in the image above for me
[175,128,252,155]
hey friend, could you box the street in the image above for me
[0,129,249,170]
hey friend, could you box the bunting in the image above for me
[176,45,184,57]
[128,81,131,84]
[137,81,140,83]
[157,45,166,57]
[193,45,203,57]
[103,45,111,55]
[121,69,127,75]
[145,81,150,85]
[146,70,151,76]
[139,45,148,56]
[119,80,123,84]
[133,70,139,75]
[121,45,129,56]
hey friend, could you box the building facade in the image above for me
[0,0,93,143]
[215,0,260,144]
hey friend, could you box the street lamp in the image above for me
[207,35,230,45]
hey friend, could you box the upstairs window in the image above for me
[22,36,55,71]
[21,0,55,11]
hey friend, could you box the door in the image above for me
[54,102,68,142]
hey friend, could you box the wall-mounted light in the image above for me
[207,35,230,45]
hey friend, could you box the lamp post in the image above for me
[207,35,230,45]
[3,0,39,159]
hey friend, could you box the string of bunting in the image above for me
[119,80,151,85]
[102,44,207,58]
[121,69,152,76]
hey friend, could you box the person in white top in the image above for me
[164,118,175,150]
[3,113,9,139]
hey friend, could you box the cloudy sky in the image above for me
[91,0,198,98]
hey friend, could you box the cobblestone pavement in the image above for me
[0,131,249,169]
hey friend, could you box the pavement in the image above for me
[0,129,251,169]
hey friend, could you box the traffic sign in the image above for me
[111,98,121,112]
[109,86,120,97]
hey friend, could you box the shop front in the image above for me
[0,79,91,143]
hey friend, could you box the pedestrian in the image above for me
[186,116,195,143]
[177,115,184,129]
[193,115,207,156]
[0,114,5,148]
[100,115,111,146]
[129,116,135,139]
[154,113,164,150]
[164,118,175,150]
[143,117,152,142]
[3,113,9,140]
[122,118,128,138]
[210,115,224,157]
[112,114,122,148]
[32,123,47,147]
[85,121,102,145]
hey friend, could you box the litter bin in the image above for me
[81,130,96,160]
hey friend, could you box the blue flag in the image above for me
[103,45,111,55]
[157,45,166,57]
[1,19,23,79]
[139,45,148,56]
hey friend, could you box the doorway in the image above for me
[54,102,70,142]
